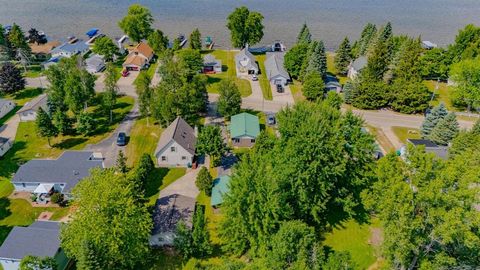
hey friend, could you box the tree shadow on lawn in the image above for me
[324,203,371,233]
[53,138,88,149]
[0,141,27,179]
[206,76,222,85]
[13,87,43,100]
[145,168,169,199]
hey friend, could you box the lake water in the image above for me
[1,0,479,50]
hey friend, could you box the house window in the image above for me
[170,147,176,152]
[233,138,240,143]
[22,183,26,187]
[161,156,167,161]
[251,139,256,143]
[181,156,187,160]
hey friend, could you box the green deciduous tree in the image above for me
[296,23,312,45]
[226,6,264,48]
[195,167,213,196]
[147,29,169,54]
[325,91,343,110]
[53,109,72,135]
[19,255,57,270]
[343,81,355,104]
[323,252,355,270]
[136,71,153,124]
[449,57,480,109]
[196,125,226,167]
[420,103,448,138]
[284,43,308,80]
[390,79,431,114]
[335,37,352,75]
[36,108,58,147]
[189,28,202,50]
[302,71,324,101]
[174,221,194,259]
[419,47,450,80]
[116,150,128,174]
[448,24,480,63]
[428,112,459,145]
[363,148,480,269]
[176,48,203,80]
[118,4,154,43]
[217,79,241,118]
[8,23,30,53]
[92,36,118,61]
[0,62,25,94]
[60,169,152,269]
[191,205,212,258]
[131,153,154,197]
[102,63,118,123]
[77,112,95,136]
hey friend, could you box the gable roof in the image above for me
[156,117,196,156]
[407,139,449,159]
[123,53,148,67]
[85,54,105,68]
[0,137,10,147]
[0,221,61,260]
[203,54,221,66]
[211,175,231,206]
[12,151,103,193]
[17,94,48,114]
[151,194,196,235]
[230,113,260,138]
[235,48,258,71]
[351,56,367,71]
[130,42,154,59]
[264,52,290,81]
[0,98,13,108]
[50,40,89,55]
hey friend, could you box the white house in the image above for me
[50,37,89,58]
[203,54,222,73]
[17,94,49,122]
[347,56,368,80]
[155,117,196,167]
[0,137,13,157]
[235,47,259,76]
[264,52,290,86]
[0,99,15,119]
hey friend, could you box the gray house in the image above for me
[347,56,367,80]
[235,47,259,76]
[203,54,222,73]
[401,139,449,160]
[155,117,197,167]
[12,151,104,202]
[17,94,49,122]
[0,221,69,270]
[264,52,290,86]
[85,54,105,74]
[150,194,196,246]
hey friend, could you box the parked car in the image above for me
[267,115,276,125]
[251,74,258,81]
[116,132,127,146]
[121,69,130,77]
[276,84,284,93]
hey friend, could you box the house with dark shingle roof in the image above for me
[230,113,260,148]
[12,151,104,201]
[150,194,196,246]
[264,52,290,86]
[0,221,70,270]
[401,139,449,160]
[155,117,197,167]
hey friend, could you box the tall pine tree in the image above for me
[305,40,327,78]
[421,103,448,138]
[334,37,352,75]
[429,112,459,145]
[357,23,377,56]
[296,23,312,44]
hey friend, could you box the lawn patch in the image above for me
[125,117,162,166]
[290,80,305,102]
[425,80,454,110]
[146,168,187,206]
[255,54,273,100]
[391,126,421,144]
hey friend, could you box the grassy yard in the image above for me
[255,54,273,100]
[425,80,454,110]
[323,218,382,270]
[391,126,421,144]
[22,64,43,78]
[290,80,305,102]
[145,168,187,206]
[125,117,162,166]
[202,50,252,97]
[0,87,43,126]
[366,125,396,153]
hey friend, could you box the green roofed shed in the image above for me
[211,175,231,207]
[230,113,260,139]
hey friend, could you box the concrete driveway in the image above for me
[0,115,20,141]
[271,83,294,105]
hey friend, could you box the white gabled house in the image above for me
[155,117,197,167]
[16,94,49,122]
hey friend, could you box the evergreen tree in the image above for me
[191,205,212,257]
[305,40,327,78]
[195,167,213,196]
[351,79,389,109]
[189,28,202,50]
[36,108,58,147]
[283,43,308,80]
[77,112,95,136]
[0,62,25,94]
[174,221,193,259]
[364,37,389,81]
[116,150,128,174]
[357,23,377,56]
[334,37,352,75]
[131,153,154,197]
[217,79,242,118]
[296,23,312,44]
[343,81,355,104]
[429,112,459,145]
[325,91,343,110]
[378,22,393,42]
[420,103,448,138]
[472,118,480,135]
[391,38,423,82]
[302,71,325,101]
[53,109,72,135]
[8,23,30,53]
[390,79,430,114]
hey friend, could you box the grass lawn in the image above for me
[327,52,337,75]
[323,218,382,270]
[255,54,273,100]
[125,117,162,166]
[366,125,396,153]
[22,64,43,78]
[290,80,305,102]
[425,80,454,110]
[391,126,421,144]
[203,50,252,97]
[145,168,187,207]
[0,87,44,126]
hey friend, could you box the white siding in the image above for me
[156,140,194,167]
[0,258,20,270]
[0,101,15,119]
[19,110,37,121]
[13,182,40,192]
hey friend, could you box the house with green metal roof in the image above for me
[229,112,260,147]
[211,175,231,207]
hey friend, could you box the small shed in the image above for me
[211,175,231,207]
[230,113,260,148]
[85,54,105,74]
[203,54,222,73]
[324,75,342,93]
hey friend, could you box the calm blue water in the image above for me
[1,0,479,49]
